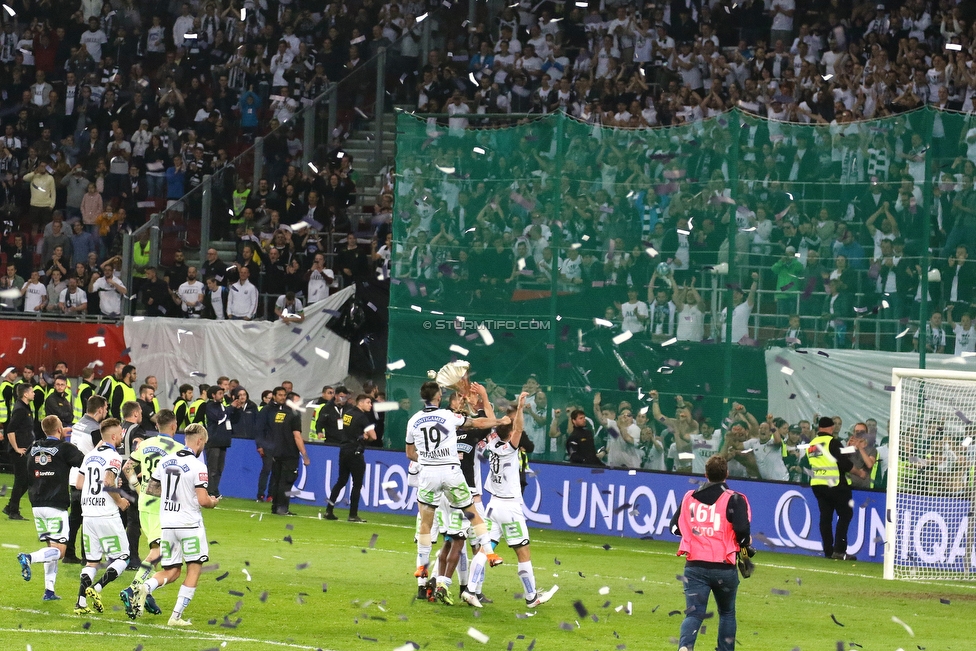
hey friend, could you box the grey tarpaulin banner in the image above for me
[124,286,354,403]
[766,347,976,439]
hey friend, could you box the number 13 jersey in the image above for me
[79,442,125,518]
[406,407,467,466]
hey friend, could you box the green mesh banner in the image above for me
[384,107,960,451]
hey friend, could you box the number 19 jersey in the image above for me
[405,407,466,466]
[80,443,125,518]
[153,448,208,528]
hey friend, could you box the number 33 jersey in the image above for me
[80,443,125,518]
[153,448,208,528]
[406,407,467,466]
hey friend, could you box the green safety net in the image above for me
[384,107,972,452]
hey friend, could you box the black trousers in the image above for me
[256,452,273,499]
[67,488,83,557]
[5,452,29,515]
[124,497,141,563]
[327,448,366,518]
[206,446,228,496]
[812,484,854,557]
[270,455,299,514]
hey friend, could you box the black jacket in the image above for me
[5,400,35,448]
[566,426,604,466]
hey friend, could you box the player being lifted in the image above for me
[406,381,509,609]
[428,388,502,605]
[477,392,557,607]
[119,409,183,619]
[17,415,85,601]
[73,418,132,615]
[135,423,219,626]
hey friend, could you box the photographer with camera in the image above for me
[670,454,754,651]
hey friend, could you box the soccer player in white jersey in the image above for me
[135,423,219,626]
[405,381,509,608]
[73,418,132,615]
[477,392,557,608]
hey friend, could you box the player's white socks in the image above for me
[518,561,537,598]
[144,577,160,593]
[29,547,60,564]
[172,586,195,619]
[466,550,487,594]
[417,545,432,571]
[457,547,469,586]
[78,566,96,606]
[44,559,58,592]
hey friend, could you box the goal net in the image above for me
[884,369,976,581]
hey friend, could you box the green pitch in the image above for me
[1,493,974,651]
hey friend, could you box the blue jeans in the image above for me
[679,564,739,651]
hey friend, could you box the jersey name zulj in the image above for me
[153,448,208,528]
[406,407,466,466]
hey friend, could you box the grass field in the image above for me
[1,483,975,651]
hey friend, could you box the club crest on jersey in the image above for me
[35,452,51,466]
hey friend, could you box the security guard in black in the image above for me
[325,395,375,521]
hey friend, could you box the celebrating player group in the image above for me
[16,405,218,627]
[405,368,557,609]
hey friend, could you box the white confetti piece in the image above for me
[381,481,397,490]
[962,436,973,447]
[840,446,856,454]
[2,4,16,16]
[892,616,914,637]
[473,146,486,155]
[132,316,145,322]
[781,367,794,376]
[449,344,469,356]
[612,331,633,345]
[373,401,400,412]
[626,601,632,615]
[639,406,649,415]
[241,569,251,581]
[410,305,422,312]
[177,328,193,343]
[678,453,696,461]
[416,11,428,21]
[598,586,610,595]
[946,43,962,51]
[387,359,406,371]
[272,555,284,559]
[87,336,106,347]
[594,318,614,328]
[477,326,494,346]
[314,347,330,360]
[18,339,27,354]
[289,221,310,232]
[307,162,318,173]
[436,165,456,174]
[895,327,911,339]
[467,627,489,644]
[2,543,20,549]
[661,337,677,347]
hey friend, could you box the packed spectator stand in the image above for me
[0,0,972,342]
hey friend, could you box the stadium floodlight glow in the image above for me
[884,368,976,580]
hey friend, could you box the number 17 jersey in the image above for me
[153,448,208,528]
[406,407,466,466]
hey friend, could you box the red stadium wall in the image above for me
[0,320,129,379]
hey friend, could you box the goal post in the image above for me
[884,368,976,581]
